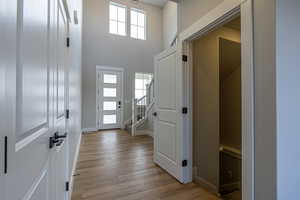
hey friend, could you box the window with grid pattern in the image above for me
[135,73,152,100]
[109,2,126,36]
[130,9,146,40]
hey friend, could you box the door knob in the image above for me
[49,137,60,149]
[50,132,67,149]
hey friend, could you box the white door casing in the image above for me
[2,0,70,200]
[154,46,187,183]
[178,0,254,199]
[96,66,124,130]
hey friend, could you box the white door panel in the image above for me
[154,46,185,182]
[4,0,53,198]
[17,0,49,140]
[157,54,177,109]
[22,164,51,200]
[19,0,49,138]
[157,122,176,161]
[52,141,68,200]
[2,0,69,199]
[158,110,177,122]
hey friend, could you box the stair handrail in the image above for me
[146,79,154,105]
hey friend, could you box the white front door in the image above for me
[97,67,123,130]
[154,46,187,183]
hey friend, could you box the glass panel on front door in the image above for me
[103,88,117,97]
[103,115,117,124]
[104,74,117,84]
[103,101,117,111]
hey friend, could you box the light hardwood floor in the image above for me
[71,130,220,200]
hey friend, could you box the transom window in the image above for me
[130,8,146,40]
[109,2,126,36]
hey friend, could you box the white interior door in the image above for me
[2,0,70,200]
[154,46,186,183]
[97,67,123,130]
[4,0,54,199]
[52,1,69,200]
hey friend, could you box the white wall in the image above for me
[82,0,163,129]
[178,0,223,32]
[276,0,300,199]
[67,0,83,180]
[163,1,178,49]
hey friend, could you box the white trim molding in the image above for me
[96,65,125,72]
[178,0,254,200]
[82,128,98,133]
[241,1,254,200]
[134,129,153,137]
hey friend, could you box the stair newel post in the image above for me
[132,98,137,136]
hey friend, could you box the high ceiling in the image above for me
[139,0,169,7]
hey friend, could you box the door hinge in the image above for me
[66,37,70,47]
[66,109,70,119]
[182,55,188,62]
[182,107,188,114]
[65,181,70,191]
[182,160,188,167]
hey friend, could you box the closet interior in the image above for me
[192,16,242,200]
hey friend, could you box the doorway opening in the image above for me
[191,16,242,200]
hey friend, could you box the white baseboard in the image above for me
[135,129,153,137]
[194,176,219,196]
[82,128,98,133]
[69,133,82,199]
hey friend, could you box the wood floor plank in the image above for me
[71,130,220,200]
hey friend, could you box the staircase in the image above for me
[125,79,155,136]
